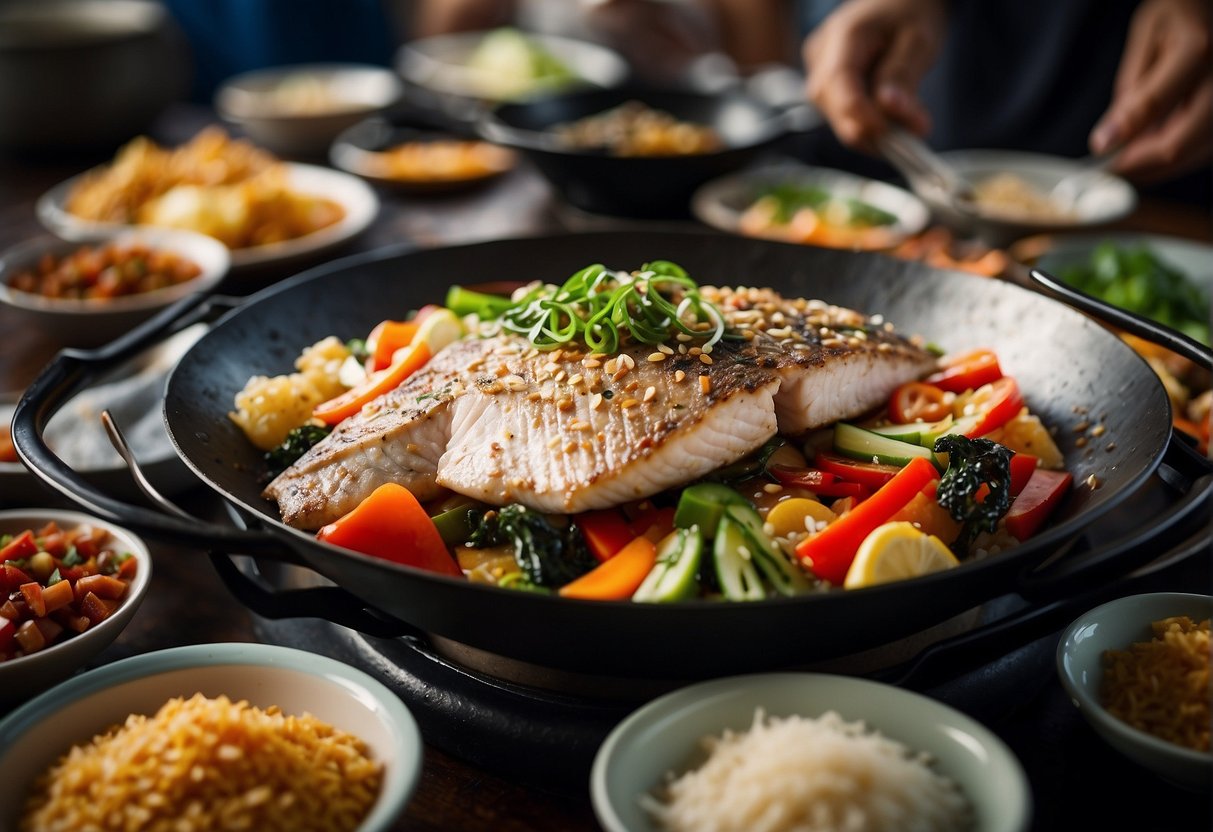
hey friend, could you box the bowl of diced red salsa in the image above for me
[0,509,151,706]
[0,227,229,347]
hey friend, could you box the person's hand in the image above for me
[802,0,947,150]
[1091,0,1212,183]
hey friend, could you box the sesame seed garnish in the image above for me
[699,375,711,394]
[658,343,674,355]
[620,398,640,409]
[569,420,591,432]
[620,354,635,370]
[643,386,657,403]
[674,370,686,383]
[563,441,577,454]
[1086,474,1101,490]
[502,374,527,391]
[554,370,566,382]
[676,333,693,342]
[583,358,602,369]
[604,358,619,374]
[689,347,702,356]
[591,393,603,410]
[699,354,713,365]
[549,349,563,363]
[569,373,584,386]
[544,362,560,374]
[1091,424,1106,437]
[482,380,504,394]
[547,436,561,449]
[406,443,420,453]
[762,483,783,494]
[494,365,510,378]
[527,392,542,402]
[678,344,688,354]
[1106,442,1117,452]
[1074,420,1090,433]
[648,352,666,362]
[624,380,639,393]
[557,396,574,411]
[1076,437,1088,448]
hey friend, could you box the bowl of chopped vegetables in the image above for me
[1057,592,1212,791]
[0,508,152,707]
[0,226,229,347]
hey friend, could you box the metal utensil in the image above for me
[877,126,976,211]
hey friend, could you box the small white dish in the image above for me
[0,227,228,347]
[906,149,1137,247]
[1057,592,1212,791]
[691,162,931,250]
[0,508,152,707]
[216,63,403,157]
[592,672,1031,832]
[36,162,379,271]
[0,642,422,831]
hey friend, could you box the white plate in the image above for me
[1,324,206,502]
[36,162,379,271]
[691,162,931,250]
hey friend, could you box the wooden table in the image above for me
[2,104,1210,831]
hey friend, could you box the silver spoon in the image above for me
[877,126,977,212]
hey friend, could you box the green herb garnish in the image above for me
[463,260,726,354]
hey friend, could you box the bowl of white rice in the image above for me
[591,672,1030,832]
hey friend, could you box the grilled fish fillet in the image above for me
[264,287,934,529]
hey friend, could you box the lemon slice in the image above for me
[844,522,959,589]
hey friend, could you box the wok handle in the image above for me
[1014,432,1212,601]
[1029,268,1213,369]
[209,552,421,639]
[12,292,287,555]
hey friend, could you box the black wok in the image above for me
[477,85,820,217]
[14,232,1211,678]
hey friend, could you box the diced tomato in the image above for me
[14,619,45,653]
[961,377,1024,437]
[814,452,902,489]
[889,382,951,424]
[578,509,637,563]
[926,348,1003,393]
[19,582,46,618]
[0,616,14,652]
[2,562,33,593]
[0,530,36,562]
[1005,469,1073,542]
[75,574,128,601]
[41,580,75,614]
[78,591,112,626]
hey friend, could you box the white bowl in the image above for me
[1057,592,1212,791]
[692,162,931,251]
[216,63,404,157]
[906,149,1137,247]
[592,672,1031,832]
[0,643,422,831]
[36,162,380,272]
[396,29,628,108]
[0,227,228,347]
[0,509,152,707]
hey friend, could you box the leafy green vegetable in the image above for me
[468,504,596,588]
[471,260,725,354]
[705,437,788,484]
[61,546,82,567]
[760,184,897,228]
[265,425,332,478]
[933,435,1014,554]
[1059,242,1210,345]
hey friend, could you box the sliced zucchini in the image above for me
[834,422,938,467]
[866,423,923,443]
[632,527,704,603]
[674,483,748,538]
[723,504,811,596]
[713,516,765,601]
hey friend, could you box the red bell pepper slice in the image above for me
[578,509,637,563]
[1005,469,1072,542]
[814,452,902,489]
[889,381,951,424]
[3,562,33,594]
[1009,453,1038,496]
[365,320,419,373]
[771,466,872,500]
[317,483,463,577]
[794,456,938,585]
[926,348,1003,393]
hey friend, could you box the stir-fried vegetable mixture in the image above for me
[1,522,136,661]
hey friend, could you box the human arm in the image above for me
[1090,0,1212,183]
[801,0,948,149]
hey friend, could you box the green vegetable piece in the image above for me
[834,422,939,467]
[674,483,749,537]
[713,516,765,601]
[723,504,810,596]
[468,504,595,588]
[265,424,332,478]
[632,526,704,603]
[430,505,479,547]
[446,285,514,318]
[933,434,1014,554]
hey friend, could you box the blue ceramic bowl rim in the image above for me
[1056,591,1213,765]
[591,671,1032,832]
[0,642,422,832]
